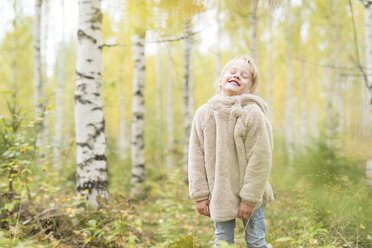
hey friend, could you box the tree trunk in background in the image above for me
[155,43,162,164]
[285,0,294,169]
[299,8,307,144]
[54,0,65,167]
[268,9,274,121]
[11,0,17,94]
[216,0,222,79]
[363,1,372,190]
[131,32,146,194]
[183,21,194,180]
[75,0,108,207]
[165,49,174,170]
[249,0,258,62]
[119,50,128,159]
[325,66,333,147]
[33,0,45,163]
[41,0,49,146]
[332,0,343,134]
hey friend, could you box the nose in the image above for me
[233,73,240,79]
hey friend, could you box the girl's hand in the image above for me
[196,199,210,217]
[238,202,255,219]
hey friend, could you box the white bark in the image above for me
[119,50,128,159]
[33,0,46,156]
[131,32,146,192]
[155,43,162,164]
[216,0,222,79]
[299,9,307,144]
[54,0,65,167]
[325,66,333,147]
[165,49,174,170]
[183,21,194,179]
[332,0,343,134]
[75,0,108,207]
[268,9,274,121]
[285,0,294,168]
[11,0,17,93]
[363,1,372,189]
[250,0,258,62]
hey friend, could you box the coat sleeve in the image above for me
[239,107,273,207]
[188,109,210,202]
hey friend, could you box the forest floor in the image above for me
[1,135,372,247]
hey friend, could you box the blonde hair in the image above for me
[215,55,258,94]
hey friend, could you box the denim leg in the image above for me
[214,219,236,247]
[242,205,267,248]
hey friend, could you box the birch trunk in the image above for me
[75,0,108,207]
[155,44,162,164]
[216,0,222,79]
[41,0,49,146]
[285,0,294,168]
[332,0,343,134]
[11,0,17,94]
[299,9,307,144]
[131,32,146,194]
[54,0,65,167]
[249,0,258,62]
[325,66,333,147]
[268,9,274,120]
[363,1,372,189]
[119,50,128,159]
[183,21,194,180]
[33,0,45,157]
[165,50,174,170]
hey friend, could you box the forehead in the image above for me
[227,59,250,71]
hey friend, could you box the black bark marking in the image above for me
[91,25,101,31]
[75,95,93,105]
[76,142,93,149]
[77,29,97,44]
[134,90,144,97]
[87,120,105,141]
[95,154,107,161]
[77,180,108,194]
[86,59,93,63]
[76,70,94,80]
[133,113,144,120]
[92,107,102,111]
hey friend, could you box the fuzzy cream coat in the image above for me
[188,93,274,222]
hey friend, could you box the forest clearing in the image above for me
[0,0,372,247]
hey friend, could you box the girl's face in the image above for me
[219,59,253,96]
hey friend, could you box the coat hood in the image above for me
[208,94,270,118]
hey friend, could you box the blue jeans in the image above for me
[214,205,267,248]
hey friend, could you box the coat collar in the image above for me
[208,93,269,117]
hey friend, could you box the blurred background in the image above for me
[0,0,371,247]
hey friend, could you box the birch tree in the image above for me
[182,20,194,179]
[165,46,174,170]
[130,31,146,194]
[11,0,17,94]
[249,0,258,62]
[118,50,129,159]
[332,0,343,134]
[54,0,65,167]
[362,0,372,189]
[285,0,294,168]
[75,0,108,207]
[33,0,46,157]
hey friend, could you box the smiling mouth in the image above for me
[228,80,240,86]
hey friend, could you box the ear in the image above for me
[218,79,222,87]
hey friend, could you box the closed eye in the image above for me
[241,73,249,78]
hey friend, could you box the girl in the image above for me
[188,55,274,247]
